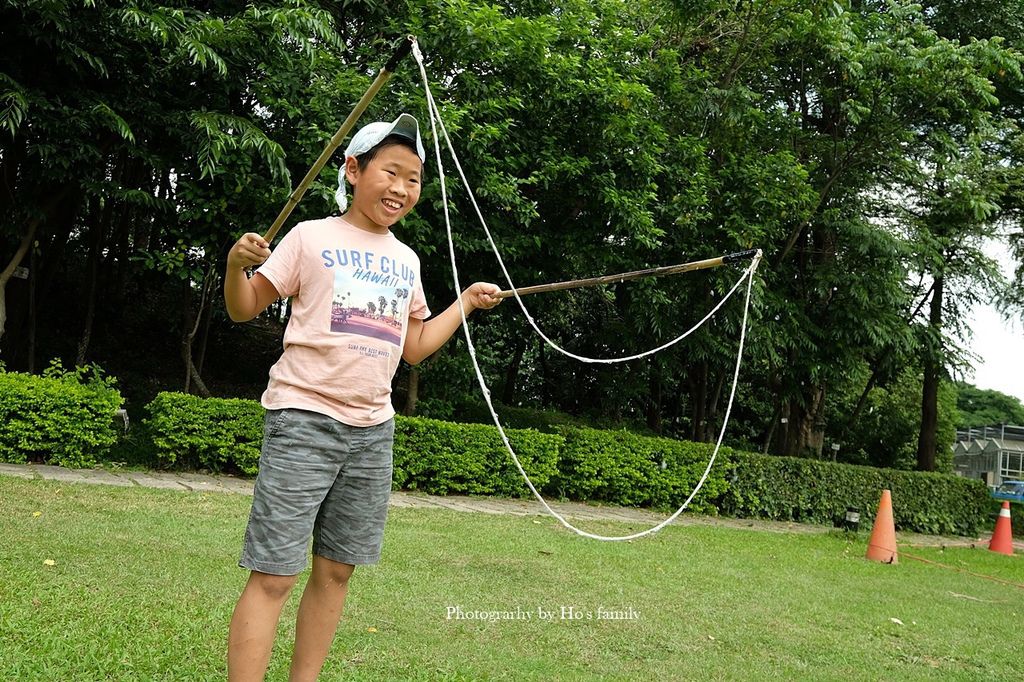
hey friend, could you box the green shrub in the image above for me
[0,361,123,468]
[549,427,731,514]
[393,416,561,496]
[143,392,263,474]
[141,394,561,493]
[718,452,991,536]
[137,391,993,537]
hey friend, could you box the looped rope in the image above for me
[410,42,756,365]
[411,40,762,540]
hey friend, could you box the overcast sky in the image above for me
[968,304,1024,403]
[965,241,1023,404]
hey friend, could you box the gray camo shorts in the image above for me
[239,408,395,575]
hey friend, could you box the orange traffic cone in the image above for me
[988,501,1014,556]
[865,489,898,564]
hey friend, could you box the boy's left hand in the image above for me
[464,282,503,310]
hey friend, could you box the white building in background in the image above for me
[952,424,1024,488]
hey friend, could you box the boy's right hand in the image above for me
[227,233,272,270]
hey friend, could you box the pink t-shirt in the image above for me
[256,217,430,426]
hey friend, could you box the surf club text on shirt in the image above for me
[322,248,417,288]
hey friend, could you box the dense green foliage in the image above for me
[551,427,729,514]
[720,452,992,536]
[2,1,1022,473]
[0,362,122,467]
[143,391,264,474]
[140,392,562,490]
[956,382,1024,428]
[393,416,560,496]
[829,366,957,471]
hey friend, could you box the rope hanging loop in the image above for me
[411,38,764,542]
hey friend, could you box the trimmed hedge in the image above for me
[142,394,561,492]
[394,417,561,496]
[144,392,264,475]
[719,452,992,536]
[0,363,122,468]
[133,391,994,536]
[551,427,730,514]
[0,374,998,537]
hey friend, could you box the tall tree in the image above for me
[956,382,1024,428]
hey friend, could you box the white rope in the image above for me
[411,41,762,540]
[410,50,755,364]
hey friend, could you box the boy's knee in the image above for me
[248,571,298,601]
[312,556,355,587]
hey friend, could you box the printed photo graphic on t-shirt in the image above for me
[330,270,411,345]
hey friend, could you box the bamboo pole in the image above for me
[262,35,416,244]
[494,249,761,299]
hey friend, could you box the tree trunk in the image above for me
[783,402,808,456]
[12,189,81,350]
[76,198,110,366]
[3,187,80,363]
[181,276,194,393]
[27,243,37,372]
[774,385,827,457]
[0,132,25,218]
[182,264,218,397]
[537,338,551,405]
[846,366,880,431]
[196,295,213,378]
[501,336,526,405]
[848,281,937,432]
[182,340,212,397]
[916,275,944,472]
[691,360,708,442]
[403,365,420,416]
[0,217,39,344]
[181,287,213,399]
[706,371,726,437]
[647,365,663,434]
[762,400,783,454]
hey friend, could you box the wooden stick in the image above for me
[262,36,416,244]
[494,249,760,299]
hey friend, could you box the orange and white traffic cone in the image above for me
[865,489,898,564]
[988,501,1014,556]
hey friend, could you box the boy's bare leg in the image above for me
[289,556,356,682]
[228,571,298,681]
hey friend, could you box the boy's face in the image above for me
[344,143,422,233]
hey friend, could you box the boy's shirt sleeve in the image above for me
[256,225,303,298]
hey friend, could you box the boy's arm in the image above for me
[224,232,282,322]
[402,282,502,365]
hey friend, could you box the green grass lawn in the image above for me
[1,476,1022,681]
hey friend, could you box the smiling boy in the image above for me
[223,114,501,681]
